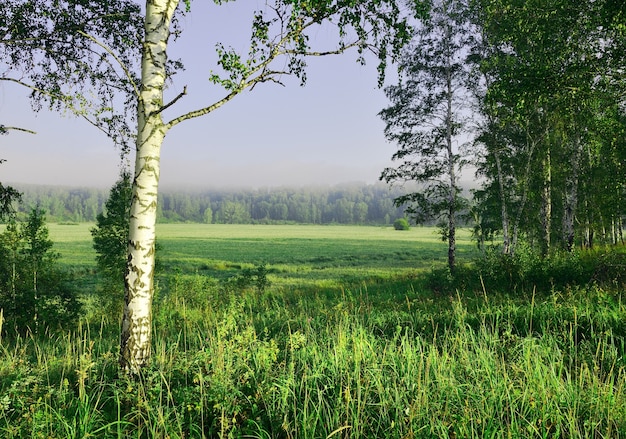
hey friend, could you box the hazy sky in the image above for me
[1,2,398,189]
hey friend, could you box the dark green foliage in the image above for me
[22,206,53,289]
[91,172,132,284]
[393,217,410,230]
[0,208,81,334]
[426,245,626,296]
[0,160,21,220]
[90,172,131,318]
[224,263,271,294]
[0,183,21,221]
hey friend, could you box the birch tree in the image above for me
[2,0,415,372]
[473,0,623,254]
[120,0,414,374]
[379,0,476,272]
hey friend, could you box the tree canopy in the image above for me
[457,0,625,255]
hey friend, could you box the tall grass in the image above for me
[1,224,624,436]
[1,278,624,438]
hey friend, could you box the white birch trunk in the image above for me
[120,0,178,374]
[510,124,541,256]
[445,68,456,272]
[562,135,581,252]
[493,147,511,255]
[540,151,551,257]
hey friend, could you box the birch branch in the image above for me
[0,126,36,135]
[164,16,362,130]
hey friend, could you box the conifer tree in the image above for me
[91,172,132,318]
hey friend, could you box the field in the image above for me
[49,223,477,290]
[1,223,626,438]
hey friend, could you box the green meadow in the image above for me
[49,223,476,289]
[2,223,626,438]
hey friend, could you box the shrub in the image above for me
[427,245,623,297]
[393,218,410,231]
[223,263,272,294]
[0,209,82,334]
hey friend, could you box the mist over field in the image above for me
[7,182,413,225]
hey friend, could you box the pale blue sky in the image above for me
[1,2,397,189]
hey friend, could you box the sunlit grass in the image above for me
[31,223,477,290]
[1,284,625,438]
[1,223,624,437]
[155,224,473,290]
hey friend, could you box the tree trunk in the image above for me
[562,135,581,252]
[540,151,551,257]
[32,254,38,333]
[583,199,593,249]
[493,146,511,255]
[611,217,617,245]
[120,0,177,374]
[510,135,536,256]
[10,260,16,304]
[445,57,456,272]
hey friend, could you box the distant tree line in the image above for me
[7,183,423,225]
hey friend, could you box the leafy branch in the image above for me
[164,1,413,129]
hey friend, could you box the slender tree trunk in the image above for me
[562,196,576,251]
[510,135,536,255]
[583,199,592,249]
[32,259,38,333]
[540,151,551,257]
[448,184,456,272]
[493,146,511,255]
[478,69,511,255]
[120,0,177,374]
[609,218,614,244]
[445,55,456,272]
[10,256,16,306]
[562,135,581,252]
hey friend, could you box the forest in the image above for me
[9,183,412,225]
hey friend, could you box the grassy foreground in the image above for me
[1,224,625,438]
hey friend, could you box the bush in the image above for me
[426,245,624,297]
[393,218,410,231]
[0,209,82,334]
[223,263,272,294]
